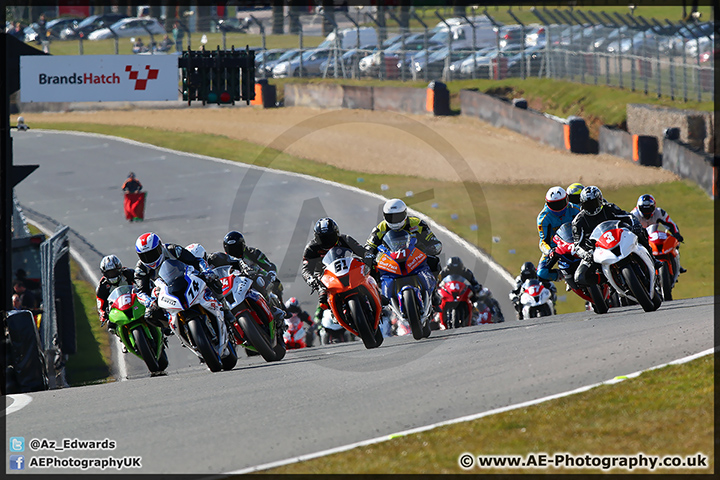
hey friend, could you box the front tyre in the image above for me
[403,290,424,340]
[237,313,276,362]
[347,298,377,349]
[132,328,161,373]
[188,318,222,372]
[222,343,238,370]
[621,265,654,312]
[587,285,608,314]
[659,264,673,301]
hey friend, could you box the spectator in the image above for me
[12,294,22,310]
[158,34,172,52]
[132,37,145,54]
[173,22,184,52]
[122,172,142,194]
[13,280,37,310]
[36,14,47,40]
[11,22,25,40]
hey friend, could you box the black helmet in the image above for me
[580,186,603,216]
[314,217,340,249]
[520,261,536,282]
[223,231,246,259]
[447,256,464,269]
[637,194,656,219]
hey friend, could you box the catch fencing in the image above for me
[12,9,714,103]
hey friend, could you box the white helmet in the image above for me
[186,243,207,261]
[100,255,123,285]
[545,186,568,212]
[383,198,407,231]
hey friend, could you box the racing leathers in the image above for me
[96,268,135,332]
[364,216,443,274]
[134,243,223,326]
[234,245,284,304]
[572,201,655,287]
[302,233,367,308]
[437,264,483,300]
[536,203,580,282]
[630,206,683,241]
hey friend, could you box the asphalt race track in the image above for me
[7,130,714,475]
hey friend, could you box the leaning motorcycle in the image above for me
[215,265,286,362]
[376,230,434,340]
[320,246,383,349]
[283,312,307,349]
[553,222,613,314]
[107,285,168,374]
[155,260,237,372]
[590,220,662,312]
[647,224,680,301]
[436,274,474,329]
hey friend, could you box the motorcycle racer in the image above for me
[96,255,135,334]
[572,186,661,288]
[630,194,686,274]
[134,232,228,327]
[285,297,316,347]
[437,256,503,322]
[537,187,580,283]
[566,183,584,207]
[364,198,443,275]
[302,218,368,312]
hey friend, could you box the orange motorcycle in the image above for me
[319,246,384,349]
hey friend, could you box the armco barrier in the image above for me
[599,126,659,167]
[662,138,718,199]
[460,89,588,154]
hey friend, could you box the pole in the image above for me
[411,10,429,82]
[436,10,453,81]
[507,10,525,79]
[461,14,477,81]
[342,11,361,79]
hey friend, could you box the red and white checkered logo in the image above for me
[125,65,159,90]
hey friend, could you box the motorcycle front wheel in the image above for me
[237,312,276,362]
[403,290,424,340]
[188,317,223,372]
[347,297,378,349]
[659,263,673,301]
[132,328,161,373]
[621,264,655,312]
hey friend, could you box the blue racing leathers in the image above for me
[536,203,580,281]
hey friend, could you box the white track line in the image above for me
[25,219,129,382]
[4,394,33,416]
[228,347,715,474]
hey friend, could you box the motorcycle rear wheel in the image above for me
[237,313,276,362]
[621,265,655,312]
[188,318,222,372]
[132,328,161,373]
[403,290,424,340]
[347,298,378,349]
[659,264,673,301]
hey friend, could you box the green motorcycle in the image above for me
[107,285,168,374]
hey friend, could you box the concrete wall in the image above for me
[627,104,715,154]
[662,138,717,199]
[599,126,659,167]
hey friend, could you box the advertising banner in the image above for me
[21,55,179,102]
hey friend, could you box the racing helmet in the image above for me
[567,183,584,205]
[447,256,464,270]
[637,194,656,219]
[383,198,407,231]
[186,243,207,261]
[135,232,164,269]
[100,255,123,285]
[314,218,340,248]
[520,261,537,282]
[285,297,299,309]
[580,186,603,216]
[223,231,246,259]
[545,186,568,212]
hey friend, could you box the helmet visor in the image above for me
[384,211,406,225]
[582,197,603,215]
[138,245,162,266]
[316,232,338,248]
[547,197,567,211]
[104,268,120,280]
[639,205,654,217]
[568,194,581,205]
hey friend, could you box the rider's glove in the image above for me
[546,248,556,261]
[673,232,684,243]
[308,277,322,293]
[202,269,218,281]
[582,250,594,263]
[265,271,277,284]
[100,314,108,328]
[471,284,482,293]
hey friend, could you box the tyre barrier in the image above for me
[250,79,277,108]
[599,125,660,167]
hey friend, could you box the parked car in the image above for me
[273,48,332,77]
[88,17,165,40]
[320,45,376,75]
[411,46,470,80]
[359,38,443,75]
[60,14,127,40]
[260,48,301,77]
[25,17,82,42]
[216,17,250,33]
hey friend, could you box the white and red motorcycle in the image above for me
[589,220,662,312]
[155,259,237,372]
[518,279,555,318]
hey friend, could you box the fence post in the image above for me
[410,10,429,82]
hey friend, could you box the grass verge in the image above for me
[28,122,714,315]
[263,354,714,474]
